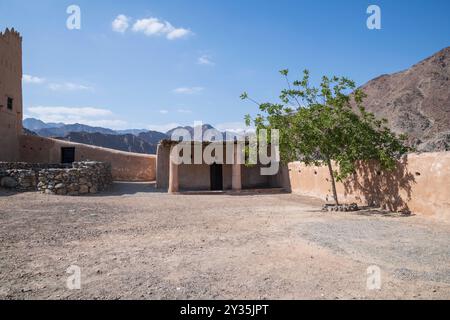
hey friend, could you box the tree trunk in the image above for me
[326,158,339,205]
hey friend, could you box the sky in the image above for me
[1,0,449,133]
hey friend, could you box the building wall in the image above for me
[0,28,22,162]
[156,142,284,191]
[287,152,450,219]
[242,164,270,189]
[19,135,156,181]
[179,164,211,190]
[156,143,170,189]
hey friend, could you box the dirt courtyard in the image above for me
[1,182,449,300]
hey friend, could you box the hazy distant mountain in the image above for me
[57,132,158,154]
[117,129,149,135]
[138,131,168,145]
[22,127,37,136]
[166,124,215,138]
[23,118,64,131]
[358,46,450,151]
[27,122,117,137]
[166,124,231,141]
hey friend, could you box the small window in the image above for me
[7,97,13,110]
[61,147,75,164]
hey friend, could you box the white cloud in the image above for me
[166,28,191,40]
[23,74,46,84]
[173,87,204,95]
[132,17,192,40]
[177,109,192,113]
[22,75,93,93]
[28,106,112,117]
[197,55,215,66]
[112,14,130,33]
[147,122,181,133]
[26,106,127,129]
[48,82,94,92]
[159,109,169,114]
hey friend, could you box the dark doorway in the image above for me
[210,163,223,191]
[61,147,75,164]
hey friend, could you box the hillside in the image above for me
[359,46,450,151]
[34,123,117,137]
[56,132,158,154]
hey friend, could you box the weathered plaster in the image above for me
[0,29,22,162]
[19,135,156,181]
[288,152,450,218]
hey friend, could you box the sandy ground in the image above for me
[0,182,449,300]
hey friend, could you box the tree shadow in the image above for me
[342,157,416,213]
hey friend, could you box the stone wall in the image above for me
[0,161,112,195]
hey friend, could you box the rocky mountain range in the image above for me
[58,132,158,154]
[23,118,117,137]
[358,46,450,152]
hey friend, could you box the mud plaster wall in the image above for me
[288,152,450,218]
[156,143,284,191]
[19,135,156,181]
[0,30,22,162]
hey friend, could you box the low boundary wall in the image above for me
[288,152,450,219]
[19,135,156,181]
[0,161,112,195]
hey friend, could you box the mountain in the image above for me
[117,129,149,135]
[33,123,117,137]
[22,127,37,136]
[23,118,64,131]
[165,124,234,141]
[57,132,158,154]
[138,131,168,145]
[166,124,216,138]
[358,46,450,151]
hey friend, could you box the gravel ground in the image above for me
[0,182,449,300]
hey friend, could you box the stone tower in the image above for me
[0,28,23,161]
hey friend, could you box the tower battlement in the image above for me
[0,28,22,47]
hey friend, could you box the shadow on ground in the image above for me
[103,181,165,196]
[0,189,21,197]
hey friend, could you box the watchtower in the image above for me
[0,28,23,161]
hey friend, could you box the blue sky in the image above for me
[1,0,449,132]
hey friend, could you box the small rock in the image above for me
[79,185,89,194]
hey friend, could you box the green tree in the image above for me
[242,70,409,205]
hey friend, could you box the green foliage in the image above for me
[242,69,410,204]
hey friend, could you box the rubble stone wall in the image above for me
[0,161,112,195]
